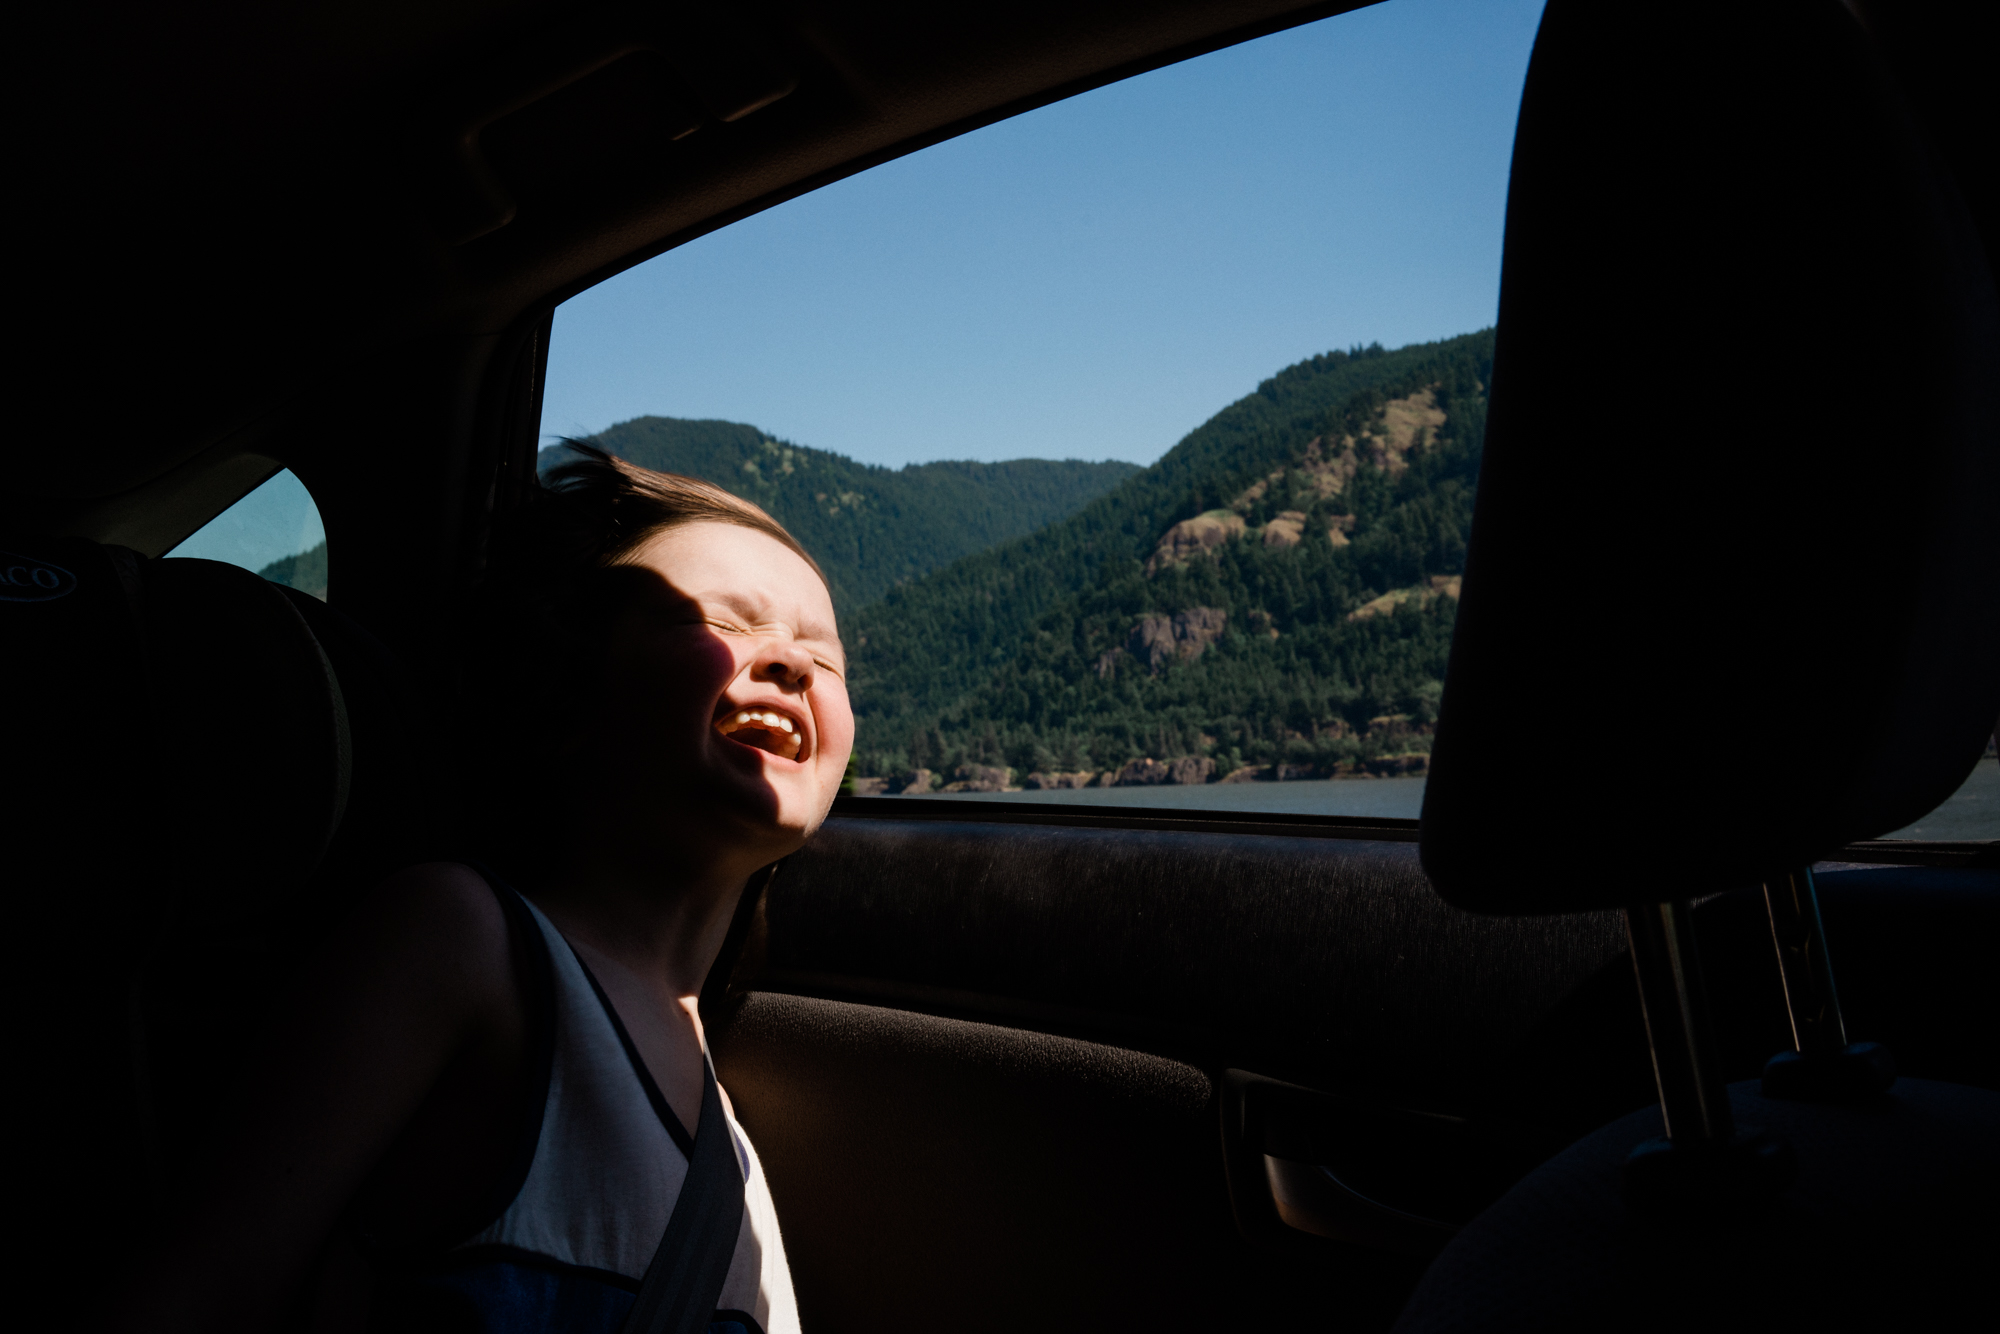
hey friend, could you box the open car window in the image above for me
[167,468,328,599]
[539,0,1996,843]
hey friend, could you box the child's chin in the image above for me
[696,767,822,835]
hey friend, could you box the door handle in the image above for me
[1262,1151,1455,1254]
[1222,1069,1508,1257]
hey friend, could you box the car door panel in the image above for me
[711,814,1997,1331]
[709,813,1633,1331]
[735,815,1631,1100]
[716,992,1223,1329]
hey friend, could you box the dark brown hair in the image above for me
[452,443,827,882]
[527,442,825,584]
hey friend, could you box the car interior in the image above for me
[10,1,1996,1330]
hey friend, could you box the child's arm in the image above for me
[113,862,528,1334]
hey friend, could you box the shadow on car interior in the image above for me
[7,1,1995,1330]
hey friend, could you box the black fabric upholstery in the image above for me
[2,537,439,1295]
[710,993,1217,1331]
[5,541,357,1286]
[713,820,1637,1331]
[1393,1079,2000,1332]
[279,585,450,884]
[145,558,351,922]
[761,817,1629,1104]
[1463,865,2000,1175]
[3,536,160,905]
[1420,0,2000,913]
[1767,867,2000,1091]
[1402,14,2000,1330]
[136,559,356,1192]
[716,816,1655,1328]
[712,991,1435,1333]
[2,535,166,1296]
[708,825,1998,1330]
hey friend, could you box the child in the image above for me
[120,448,850,1334]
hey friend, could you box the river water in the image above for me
[915,756,2000,840]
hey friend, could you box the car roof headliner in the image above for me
[18,1,1990,532]
[19,0,1363,505]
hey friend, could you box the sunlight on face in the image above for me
[601,522,854,861]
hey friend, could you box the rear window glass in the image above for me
[168,468,328,599]
[538,0,1996,842]
[1882,744,1998,840]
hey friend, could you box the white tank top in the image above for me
[447,893,801,1334]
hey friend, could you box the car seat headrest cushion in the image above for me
[146,558,351,923]
[1420,0,2000,913]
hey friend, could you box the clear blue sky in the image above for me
[181,0,1545,573]
[541,0,1547,469]
[172,467,325,571]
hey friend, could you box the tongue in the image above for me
[728,725,792,757]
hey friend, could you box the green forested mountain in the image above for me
[538,334,1493,786]
[259,540,327,599]
[843,330,1494,783]
[541,418,1138,613]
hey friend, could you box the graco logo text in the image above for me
[0,551,79,602]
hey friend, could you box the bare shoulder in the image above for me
[371,860,510,932]
[321,861,522,1020]
[108,862,533,1333]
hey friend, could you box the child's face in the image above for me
[589,521,853,868]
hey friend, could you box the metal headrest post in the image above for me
[1621,901,1793,1214]
[1759,867,1896,1100]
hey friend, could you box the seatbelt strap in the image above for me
[620,1054,747,1334]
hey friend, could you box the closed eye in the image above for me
[708,618,843,675]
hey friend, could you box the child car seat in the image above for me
[2,534,445,1298]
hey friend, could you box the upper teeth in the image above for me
[720,710,797,735]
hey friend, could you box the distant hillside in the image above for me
[541,418,1139,613]
[259,540,327,599]
[842,330,1494,785]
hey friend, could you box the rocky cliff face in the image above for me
[1143,385,1444,574]
[1260,511,1308,548]
[1128,607,1227,672]
[938,763,1012,792]
[876,756,1224,792]
[1347,574,1461,622]
[837,330,1491,787]
[1021,756,1216,788]
[1144,511,1244,574]
[1021,771,1095,789]
[1095,606,1229,679]
[866,748,1431,794]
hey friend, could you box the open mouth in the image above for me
[715,706,807,762]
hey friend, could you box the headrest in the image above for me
[144,558,351,924]
[2,538,351,927]
[3,537,160,931]
[276,585,450,884]
[1420,0,2000,913]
